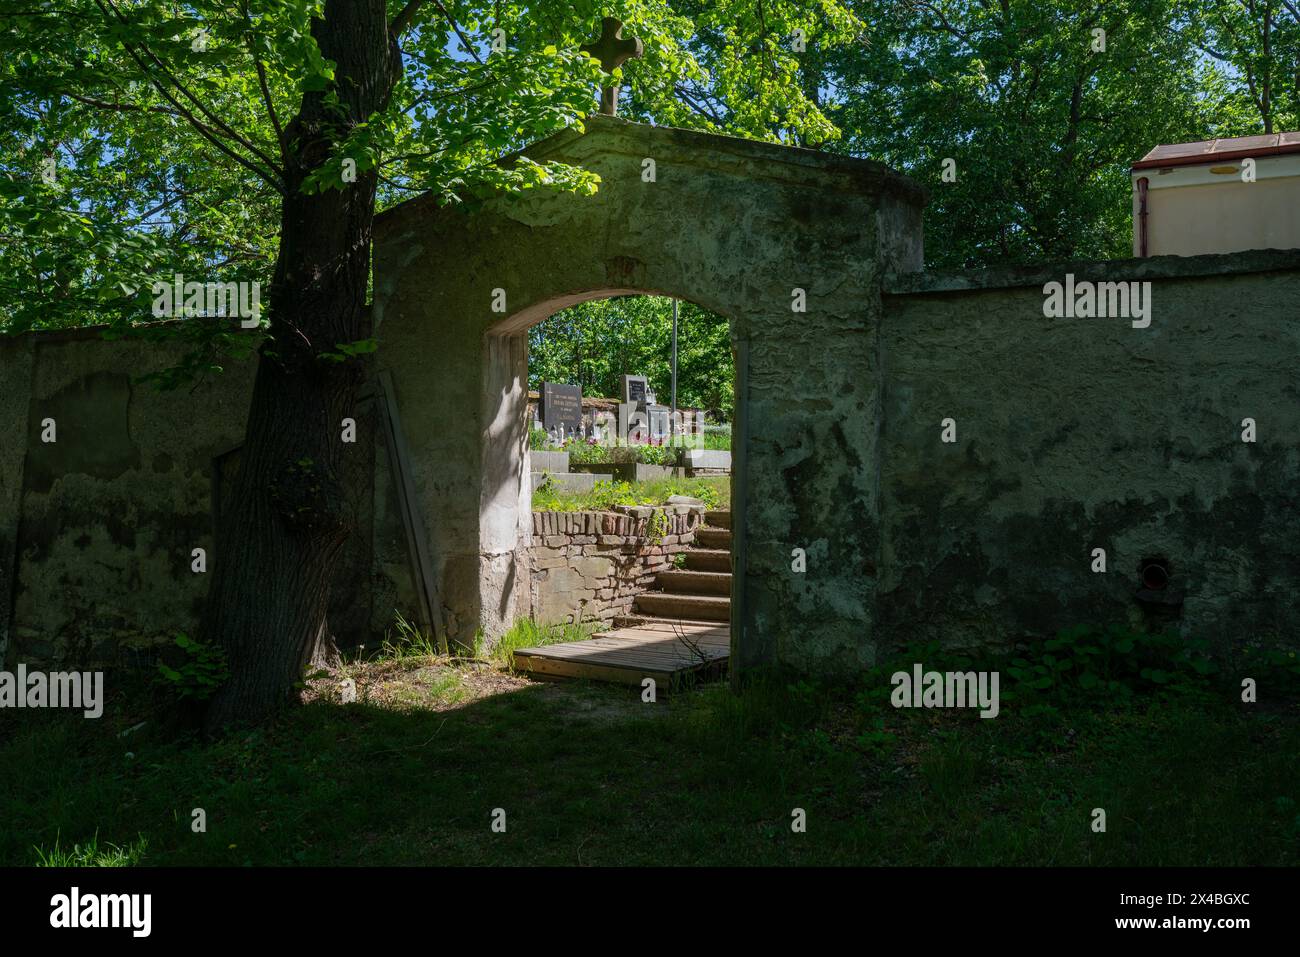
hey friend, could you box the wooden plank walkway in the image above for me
[512,620,730,687]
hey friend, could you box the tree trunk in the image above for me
[202,0,402,733]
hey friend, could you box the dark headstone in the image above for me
[620,374,648,407]
[541,382,582,435]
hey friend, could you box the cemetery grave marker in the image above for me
[541,382,582,435]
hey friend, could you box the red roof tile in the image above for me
[1132,133,1300,170]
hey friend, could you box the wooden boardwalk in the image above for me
[512,620,730,687]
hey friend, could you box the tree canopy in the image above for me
[4,0,1294,336]
[0,0,858,340]
[529,296,734,421]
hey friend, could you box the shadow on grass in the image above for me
[1,671,1296,866]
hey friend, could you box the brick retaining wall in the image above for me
[529,505,704,625]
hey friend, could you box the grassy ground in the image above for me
[531,475,730,512]
[2,639,1295,867]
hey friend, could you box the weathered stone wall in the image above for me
[0,333,38,664]
[4,122,1296,680]
[0,327,414,669]
[877,249,1300,654]
[374,115,925,674]
[529,505,703,625]
[3,329,255,668]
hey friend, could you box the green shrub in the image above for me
[529,427,556,451]
[1239,644,1300,695]
[559,437,683,466]
[563,437,610,464]
[1001,625,1218,707]
[155,633,228,702]
[636,444,678,466]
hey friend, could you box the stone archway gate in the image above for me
[372,115,926,677]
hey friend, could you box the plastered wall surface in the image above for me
[3,122,1297,676]
[4,330,255,667]
[879,250,1300,652]
[373,116,925,673]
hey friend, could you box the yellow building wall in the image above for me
[1132,160,1300,257]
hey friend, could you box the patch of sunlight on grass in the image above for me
[427,670,466,704]
[479,618,602,665]
[34,832,148,867]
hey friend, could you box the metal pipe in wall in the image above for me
[1137,176,1150,257]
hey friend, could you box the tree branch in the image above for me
[389,0,427,39]
[62,95,256,194]
[430,0,484,64]
[241,2,285,151]
[92,0,285,191]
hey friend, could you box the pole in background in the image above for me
[670,298,679,445]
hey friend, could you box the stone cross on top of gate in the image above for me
[580,17,643,116]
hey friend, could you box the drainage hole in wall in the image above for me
[1139,557,1170,591]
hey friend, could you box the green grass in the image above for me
[475,618,600,664]
[378,610,442,660]
[532,476,729,512]
[33,832,149,867]
[3,660,1295,866]
[699,429,731,451]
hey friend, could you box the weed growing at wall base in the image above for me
[34,832,148,867]
[154,634,228,702]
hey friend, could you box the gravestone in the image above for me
[541,381,582,435]
[593,410,616,443]
[647,405,670,441]
[619,401,647,442]
[620,374,648,407]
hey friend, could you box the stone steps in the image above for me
[534,508,733,684]
[631,510,733,624]
[704,509,732,529]
[657,568,732,595]
[612,614,723,629]
[633,592,731,622]
[682,548,731,572]
[694,526,732,549]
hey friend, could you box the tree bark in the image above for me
[202,0,402,733]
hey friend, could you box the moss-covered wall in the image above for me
[0,329,413,669]
[877,250,1300,653]
[4,331,254,668]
